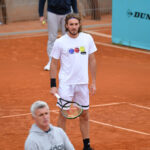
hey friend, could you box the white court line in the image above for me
[90,119,150,136]
[0,102,123,119]
[0,32,48,40]
[83,23,111,29]
[1,28,149,55]
[1,102,150,119]
[84,30,150,55]
[1,102,150,136]
[0,23,111,39]
[0,113,31,118]
[95,41,150,55]
[0,109,59,119]
[84,30,111,38]
[128,103,150,110]
[90,102,125,108]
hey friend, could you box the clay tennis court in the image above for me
[0,15,150,150]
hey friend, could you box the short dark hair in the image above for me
[65,13,82,32]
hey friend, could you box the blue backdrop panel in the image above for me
[112,0,150,50]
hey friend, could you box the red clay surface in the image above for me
[0,15,150,150]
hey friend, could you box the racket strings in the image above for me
[57,97,83,119]
[62,103,83,119]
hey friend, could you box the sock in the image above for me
[83,138,90,149]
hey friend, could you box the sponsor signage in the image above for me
[127,9,150,20]
[112,0,150,50]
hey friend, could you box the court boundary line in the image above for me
[90,102,125,108]
[0,110,59,119]
[84,30,150,54]
[128,102,150,110]
[90,102,150,136]
[95,41,150,55]
[1,29,149,55]
[0,32,48,40]
[0,102,124,119]
[0,23,111,37]
[1,102,150,119]
[84,30,111,38]
[90,119,150,136]
[1,102,150,136]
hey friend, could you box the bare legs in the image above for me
[58,109,89,139]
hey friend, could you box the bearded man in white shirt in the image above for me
[50,13,97,150]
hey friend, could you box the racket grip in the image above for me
[55,93,60,99]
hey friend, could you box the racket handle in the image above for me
[55,93,60,99]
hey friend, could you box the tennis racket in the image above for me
[55,93,83,119]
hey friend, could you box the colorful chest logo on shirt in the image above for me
[68,46,86,55]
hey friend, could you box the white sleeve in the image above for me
[88,34,97,54]
[50,40,61,59]
[59,128,75,150]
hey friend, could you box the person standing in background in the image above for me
[38,0,78,71]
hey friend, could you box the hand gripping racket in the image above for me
[55,93,83,119]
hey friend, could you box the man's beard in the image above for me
[68,28,79,36]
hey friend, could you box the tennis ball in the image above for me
[42,20,46,25]
[80,46,85,52]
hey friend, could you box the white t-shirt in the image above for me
[51,32,97,84]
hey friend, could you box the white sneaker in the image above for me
[44,61,50,71]
[0,22,2,25]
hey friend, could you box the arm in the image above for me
[89,53,96,95]
[71,0,78,13]
[39,0,46,22]
[50,58,59,95]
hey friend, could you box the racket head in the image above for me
[61,101,83,119]
[55,93,83,119]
